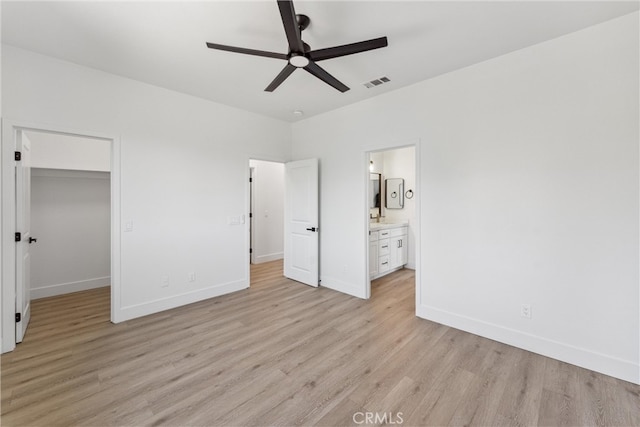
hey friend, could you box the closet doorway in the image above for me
[27,131,111,298]
[6,127,113,348]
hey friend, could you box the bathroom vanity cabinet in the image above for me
[369,223,408,280]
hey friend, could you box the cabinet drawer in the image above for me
[389,227,407,237]
[379,256,390,273]
[378,238,390,256]
[379,229,391,238]
[369,231,379,242]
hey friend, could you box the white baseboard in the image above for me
[320,276,366,299]
[114,279,248,323]
[254,252,284,264]
[417,304,640,385]
[32,276,110,300]
[370,266,405,281]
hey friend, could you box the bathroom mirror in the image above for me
[369,173,382,216]
[385,178,404,209]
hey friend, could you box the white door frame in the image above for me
[364,140,421,308]
[1,120,121,353]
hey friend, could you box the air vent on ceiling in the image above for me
[363,76,391,89]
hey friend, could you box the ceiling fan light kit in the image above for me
[289,54,309,68]
[206,0,388,93]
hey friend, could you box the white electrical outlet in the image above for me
[124,220,134,232]
[521,304,532,319]
[188,272,196,283]
[161,275,169,288]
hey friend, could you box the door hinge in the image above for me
[249,213,253,218]
[15,313,21,322]
[15,232,21,242]
[249,177,253,183]
[249,248,253,254]
[15,151,22,161]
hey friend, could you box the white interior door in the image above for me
[16,130,32,343]
[284,158,319,287]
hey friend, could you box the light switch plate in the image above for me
[227,216,243,225]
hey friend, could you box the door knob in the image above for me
[28,237,37,244]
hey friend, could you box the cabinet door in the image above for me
[398,236,408,266]
[369,240,378,277]
[389,237,399,269]
[389,235,408,269]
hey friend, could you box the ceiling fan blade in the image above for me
[265,63,297,92]
[206,42,287,60]
[308,36,388,62]
[277,0,305,53]
[304,61,349,93]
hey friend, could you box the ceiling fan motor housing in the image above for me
[296,14,310,31]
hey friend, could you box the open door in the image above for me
[284,158,319,287]
[15,130,33,342]
[249,167,256,264]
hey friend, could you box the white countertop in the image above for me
[369,221,408,230]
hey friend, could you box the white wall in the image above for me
[27,132,111,172]
[2,44,291,326]
[292,13,639,384]
[249,159,284,264]
[369,152,384,175]
[31,169,110,298]
[381,147,416,269]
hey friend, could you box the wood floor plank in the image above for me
[1,260,639,426]
[448,342,519,426]
[495,349,547,426]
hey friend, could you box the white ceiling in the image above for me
[2,1,638,122]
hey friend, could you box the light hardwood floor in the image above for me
[2,260,639,426]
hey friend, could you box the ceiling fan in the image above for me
[206,0,388,93]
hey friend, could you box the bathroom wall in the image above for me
[381,147,416,269]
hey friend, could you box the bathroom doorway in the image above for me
[367,146,417,300]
